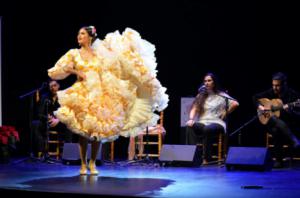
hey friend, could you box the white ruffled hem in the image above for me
[65,126,120,143]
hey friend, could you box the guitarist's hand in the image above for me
[258,105,265,111]
[258,105,270,117]
[283,104,289,111]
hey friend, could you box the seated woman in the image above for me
[185,72,239,165]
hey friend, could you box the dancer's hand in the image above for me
[76,71,86,81]
[63,67,86,81]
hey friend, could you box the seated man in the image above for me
[37,80,75,157]
[253,72,300,168]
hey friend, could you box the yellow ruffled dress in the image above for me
[48,28,168,142]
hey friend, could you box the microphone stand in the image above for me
[216,93,257,145]
[123,126,157,166]
[128,88,161,167]
[123,85,158,167]
[13,83,48,164]
[229,115,258,141]
[138,126,156,165]
[208,92,238,165]
[19,82,48,100]
[206,93,235,165]
[216,93,238,102]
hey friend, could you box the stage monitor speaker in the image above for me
[159,144,202,167]
[225,147,272,171]
[62,143,102,164]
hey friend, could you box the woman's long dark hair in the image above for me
[192,72,221,116]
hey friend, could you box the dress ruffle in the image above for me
[48,28,168,142]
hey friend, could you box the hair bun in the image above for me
[89,26,97,36]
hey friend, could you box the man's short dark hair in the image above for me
[272,72,287,85]
[48,79,59,84]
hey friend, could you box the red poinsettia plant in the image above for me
[0,125,20,148]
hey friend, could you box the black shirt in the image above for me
[38,93,59,123]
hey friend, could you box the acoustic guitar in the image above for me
[257,98,300,125]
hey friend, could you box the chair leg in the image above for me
[138,135,144,159]
[110,141,114,162]
[218,133,222,164]
[158,133,162,157]
[56,141,60,160]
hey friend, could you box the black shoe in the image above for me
[273,160,284,168]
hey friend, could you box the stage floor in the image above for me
[1,159,300,197]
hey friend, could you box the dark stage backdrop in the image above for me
[1,1,300,155]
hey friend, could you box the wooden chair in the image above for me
[135,111,166,159]
[134,112,165,159]
[196,132,226,165]
[266,132,300,161]
[109,111,165,162]
[47,131,62,160]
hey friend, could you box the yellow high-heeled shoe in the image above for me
[79,165,88,175]
[89,163,99,175]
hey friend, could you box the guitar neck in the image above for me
[272,99,300,111]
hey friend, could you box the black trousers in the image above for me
[50,123,74,143]
[31,120,75,155]
[267,116,299,161]
[186,122,224,161]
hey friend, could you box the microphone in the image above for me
[198,85,207,93]
[39,82,48,89]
